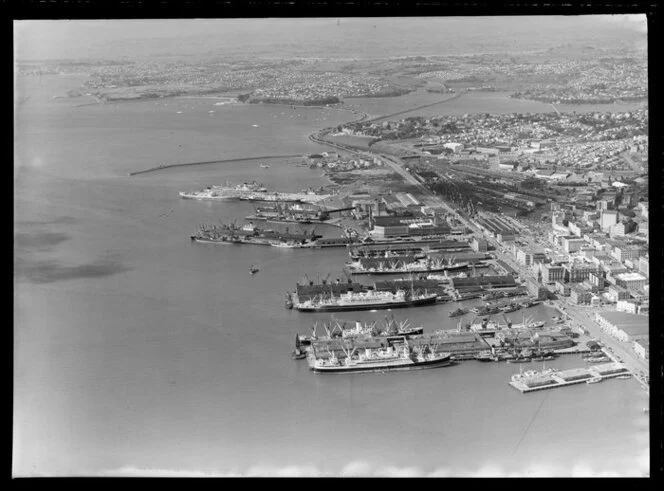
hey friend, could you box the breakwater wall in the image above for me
[129,154,304,176]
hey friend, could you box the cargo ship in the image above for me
[179,181,268,200]
[344,257,469,276]
[237,188,332,204]
[190,222,322,247]
[310,342,453,374]
[179,181,331,203]
[294,289,438,312]
[297,317,424,345]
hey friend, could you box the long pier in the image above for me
[509,363,630,393]
[129,154,304,176]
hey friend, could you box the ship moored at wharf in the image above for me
[179,180,331,203]
[246,202,356,224]
[191,221,322,247]
[180,181,267,200]
[297,317,424,345]
[344,257,470,276]
[294,289,438,312]
[310,340,453,374]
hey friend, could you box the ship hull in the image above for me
[179,193,236,200]
[192,236,315,247]
[311,355,453,374]
[191,236,275,246]
[295,295,437,312]
[346,265,467,276]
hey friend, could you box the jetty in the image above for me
[509,362,631,393]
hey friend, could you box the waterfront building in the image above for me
[372,223,409,238]
[531,331,576,350]
[471,237,488,253]
[450,275,516,293]
[617,299,640,314]
[614,272,648,291]
[608,284,631,302]
[633,338,649,360]
[594,311,649,342]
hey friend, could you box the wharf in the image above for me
[509,362,630,393]
[553,346,593,355]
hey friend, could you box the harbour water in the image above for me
[14,75,648,476]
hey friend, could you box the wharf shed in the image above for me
[532,331,576,350]
[451,275,517,292]
[373,279,441,293]
[496,259,518,275]
[295,281,365,301]
[555,368,592,382]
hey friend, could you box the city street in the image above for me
[555,299,649,386]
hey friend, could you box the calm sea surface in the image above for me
[14,73,649,477]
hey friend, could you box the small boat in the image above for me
[475,350,495,362]
[506,357,532,364]
[291,348,307,360]
[616,374,631,379]
[531,355,556,362]
[586,376,602,384]
[260,164,271,168]
[250,265,260,275]
[449,308,468,317]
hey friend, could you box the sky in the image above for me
[14,15,648,62]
